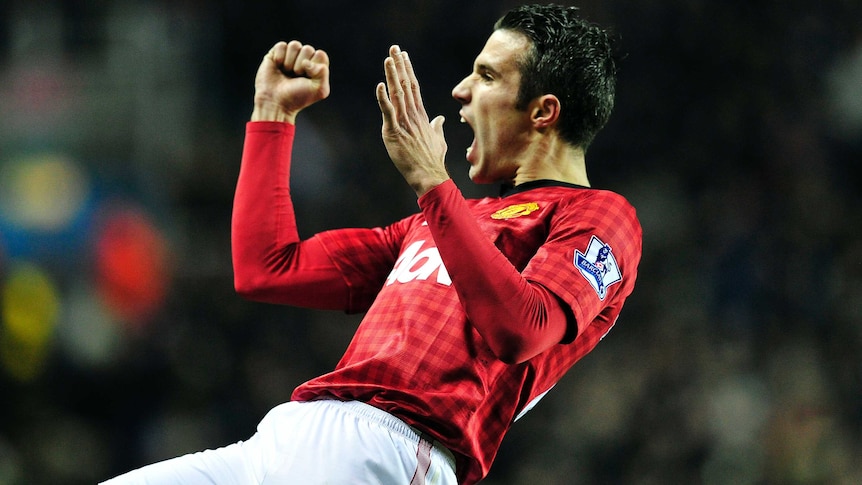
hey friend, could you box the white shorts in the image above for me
[100,400,458,485]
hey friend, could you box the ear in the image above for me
[530,94,561,130]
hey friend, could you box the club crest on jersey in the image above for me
[574,235,621,300]
[491,202,540,220]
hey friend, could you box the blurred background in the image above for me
[1,0,860,483]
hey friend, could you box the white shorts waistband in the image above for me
[311,399,457,471]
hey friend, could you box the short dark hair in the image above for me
[495,4,618,149]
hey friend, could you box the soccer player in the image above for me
[102,4,642,484]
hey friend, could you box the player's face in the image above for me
[452,30,534,184]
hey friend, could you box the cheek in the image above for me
[486,117,521,149]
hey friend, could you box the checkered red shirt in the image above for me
[233,122,642,484]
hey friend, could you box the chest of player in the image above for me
[409,196,553,274]
[477,197,554,271]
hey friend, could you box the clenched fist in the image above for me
[252,41,331,123]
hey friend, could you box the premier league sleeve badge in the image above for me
[574,235,622,300]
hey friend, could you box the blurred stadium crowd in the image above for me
[1,1,860,484]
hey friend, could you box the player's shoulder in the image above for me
[541,184,641,242]
[574,188,640,236]
[568,187,638,219]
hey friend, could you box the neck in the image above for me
[511,135,590,187]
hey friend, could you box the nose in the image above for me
[452,76,470,104]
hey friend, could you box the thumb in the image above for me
[431,115,445,134]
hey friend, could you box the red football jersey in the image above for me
[233,122,642,484]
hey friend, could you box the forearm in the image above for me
[232,122,297,252]
[231,122,348,308]
[418,181,569,364]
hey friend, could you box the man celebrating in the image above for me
[103,4,641,484]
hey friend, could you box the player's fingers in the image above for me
[390,46,416,113]
[401,50,427,118]
[267,41,287,66]
[283,40,303,73]
[305,49,329,79]
[293,44,316,76]
[383,55,407,119]
[310,49,330,70]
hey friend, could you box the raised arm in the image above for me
[235,42,424,313]
[232,42,348,308]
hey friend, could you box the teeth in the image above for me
[460,117,466,123]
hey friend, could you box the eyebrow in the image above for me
[475,62,500,77]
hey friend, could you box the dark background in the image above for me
[1,1,860,483]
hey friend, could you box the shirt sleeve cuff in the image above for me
[417,179,459,210]
[246,121,295,134]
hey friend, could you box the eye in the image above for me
[473,63,496,82]
[475,69,494,82]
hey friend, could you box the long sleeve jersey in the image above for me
[232,122,642,484]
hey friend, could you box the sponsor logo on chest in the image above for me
[386,240,452,286]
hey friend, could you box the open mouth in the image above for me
[466,138,477,161]
[460,113,476,161]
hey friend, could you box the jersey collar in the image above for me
[500,179,591,197]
